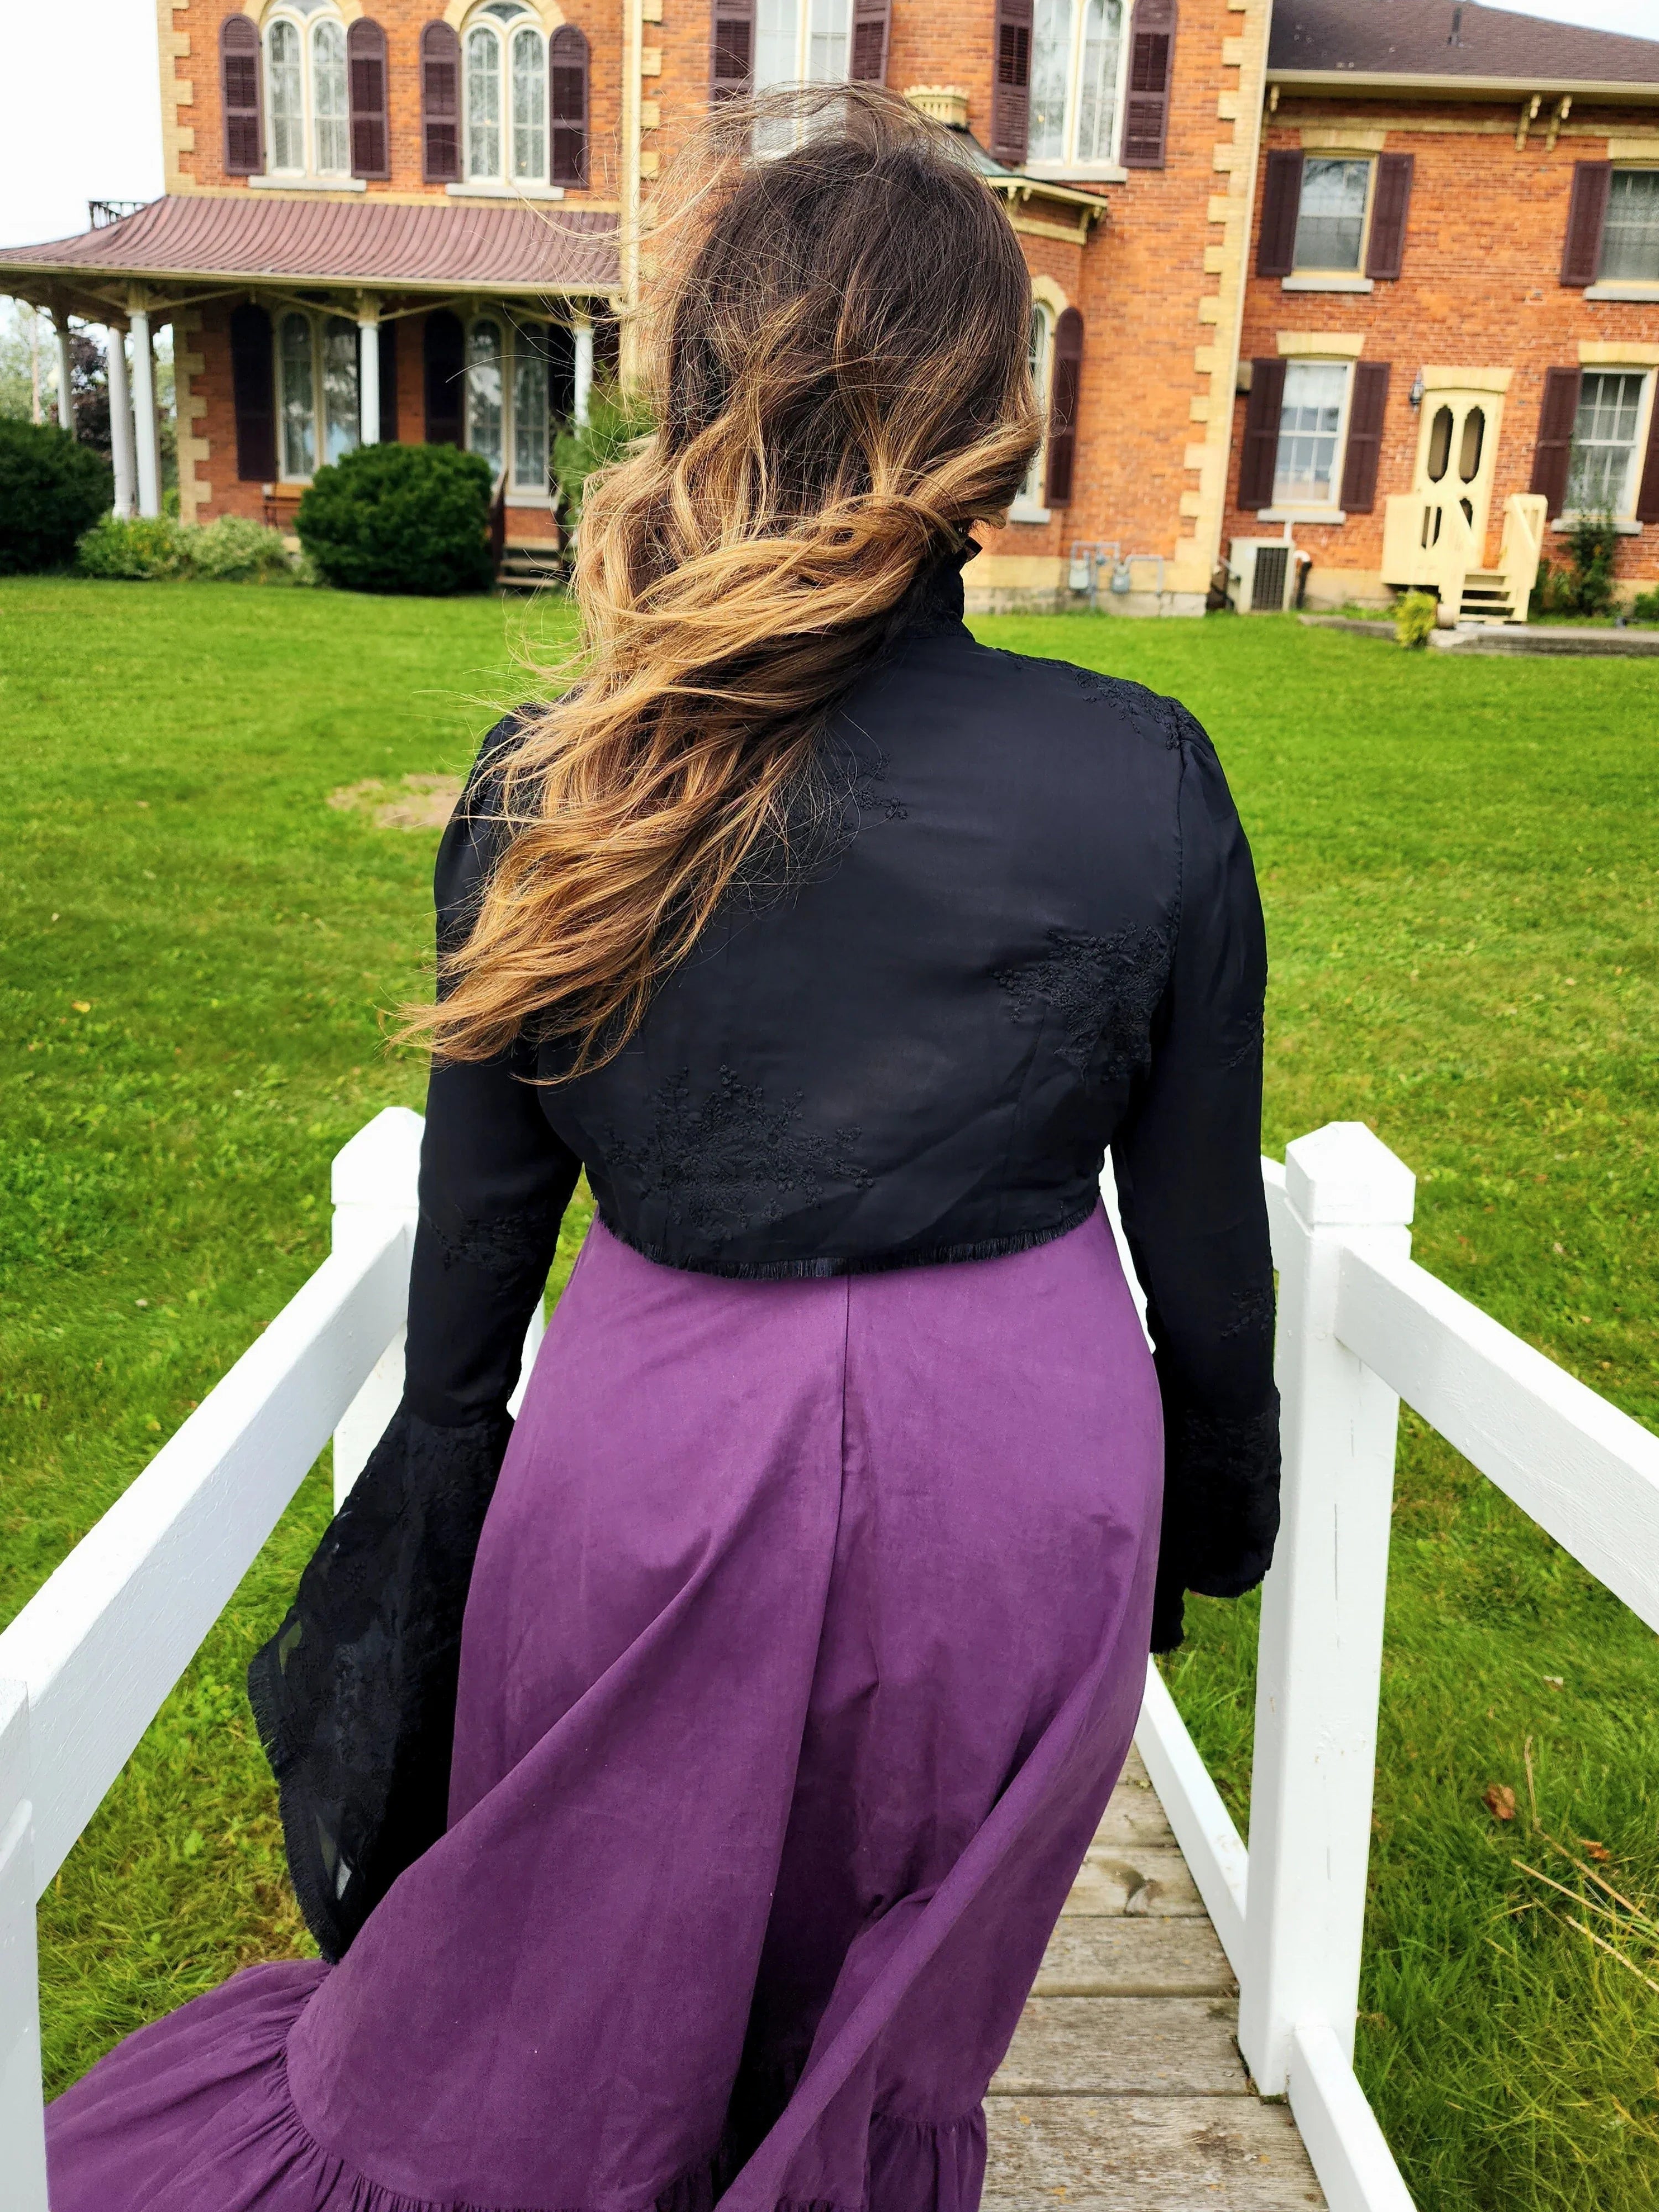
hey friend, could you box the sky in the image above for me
[1,0,1656,249]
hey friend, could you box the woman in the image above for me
[48,88,1278,2212]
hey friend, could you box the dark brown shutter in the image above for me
[1529,366,1581,518]
[1561,162,1611,286]
[424,309,465,445]
[1237,357,1286,510]
[1121,0,1176,170]
[421,21,461,184]
[991,0,1032,167]
[711,0,755,100]
[1634,375,1659,523]
[1044,307,1084,508]
[221,17,263,176]
[1256,150,1302,277]
[348,20,390,180]
[1338,361,1390,512]
[229,303,276,479]
[378,317,399,443]
[849,0,891,83]
[1365,154,1413,280]
[550,27,589,186]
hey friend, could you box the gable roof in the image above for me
[0,192,620,298]
[1269,0,1659,92]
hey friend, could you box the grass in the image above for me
[3,580,1656,2208]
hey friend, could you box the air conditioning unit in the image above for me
[1229,537,1306,614]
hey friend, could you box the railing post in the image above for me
[1239,1121,1415,2096]
[0,1681,48,2210]
[330,1108,424,1507]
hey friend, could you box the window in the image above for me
[1029,0,1124,169]
[468,318,506,470]
[1599,171,1659,285]
[1292,158,1369,273]
[513,331,551,494]
[1566,371,1649,515]
[1272,361,1349,509]
[276,311,361,481]
[463,8,550,184]
[752,0,862,91]
[1012,304,1053,517]
[264,10,352,177]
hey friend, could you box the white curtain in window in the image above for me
[467,28,503,179]
[468,319,505,470]
[1567,371,1646,514]
[807,0,849,82]
[1274,362,1348,506]
[1600,171,1659,284]
[511,28,547,180]
[1292,159,1370,272]
[1020,306,1052,505]
[1074,0,1121,164]
[513,331,550,492]
[321,316,361,464]
[754,0,801,91]
[312,20,350,175]
[268,20,305,173]
[1029,0,1071,163]
[279,312,316,478]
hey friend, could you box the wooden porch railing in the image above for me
[3,1114,1655,2210]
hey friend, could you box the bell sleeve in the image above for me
[248,718,580,1961]
[1110,708,1280,1655]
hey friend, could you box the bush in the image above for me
[187,514,292,581]
[1627,585,1659,625]
[76,514,188,580]
[1394,589,1439,650]
[554,379,653,529]
[296,443,495,595]
[1531,512,1618,619]
[0,418,113,575]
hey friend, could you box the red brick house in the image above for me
[3,0,1656,613]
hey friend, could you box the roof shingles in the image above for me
[1269,0,1659,87]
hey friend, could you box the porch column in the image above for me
[105,325,138,516]
[53,312,74,432]
[573,315,593,429]
[358,297,381,445]
[128,301,162,519]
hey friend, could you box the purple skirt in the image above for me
[48,1207,1162,2212]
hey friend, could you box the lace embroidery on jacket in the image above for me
[420,1206,551,1274]
[608,1068,872,1242]
[994,926,1174,1082]
[1219,1281,1276,1340]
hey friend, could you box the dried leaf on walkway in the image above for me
[1484,1782,1517,1822]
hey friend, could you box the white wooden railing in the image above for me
[3,1112,1656,2210]
[1379,489,1547,623]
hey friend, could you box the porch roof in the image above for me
[0,192,621,304]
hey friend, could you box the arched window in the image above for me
[1013,302,1053,516]
[1028,0,1125,169]
[311,19,350,175]
[512,25,547,181]
[268,20,305,173]
[512,323,550,493]
[276,310,361,481]
[466,25,503,180]
[279,311,316,477]
[468,317,505,471]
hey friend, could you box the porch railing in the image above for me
[3,1112,1656,2210]
[1380,489,1547,622]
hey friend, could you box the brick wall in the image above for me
[1230,98,1659,605]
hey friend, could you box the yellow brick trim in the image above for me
[1580,341,1659,367]
[1421,364,1513,391]
[1299,126,1386,153]
[1278,330,1366,357]
[1606,137,1659,161]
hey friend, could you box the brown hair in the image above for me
[410,84,1041,1071]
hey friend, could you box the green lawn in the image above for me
[3,578,1656,2209]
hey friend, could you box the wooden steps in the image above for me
[984,1749,1328,2211]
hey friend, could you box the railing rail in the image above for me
[3,1113,1654,2212]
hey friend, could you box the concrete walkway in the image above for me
[984,1747,1328,2211]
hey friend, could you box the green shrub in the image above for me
[554,379,653,529]
[1627,585,1659,625]
[1394,589,1439,650]
[296,444,494,595]
[75,514,188,580]
[0,419,113,575]
[188,513,292,581]
[1531,512,1618,619]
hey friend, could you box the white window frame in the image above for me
[1022,0,1133,182]
[456,314,557,498]
[1560,366,1655,526]
[1285,155,1376,291]
[273,307,362,485]
[751,0,858,94]
[461,4,551,189]
[257,7,361,187]
[1588,167,1659,298]
[1259,357,1353,524]
[1009,301,1054,524]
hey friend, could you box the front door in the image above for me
[1412,382,1506,563]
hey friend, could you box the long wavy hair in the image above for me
[409,84,1042,1072]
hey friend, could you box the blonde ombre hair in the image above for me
[410,85,1042,1072]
